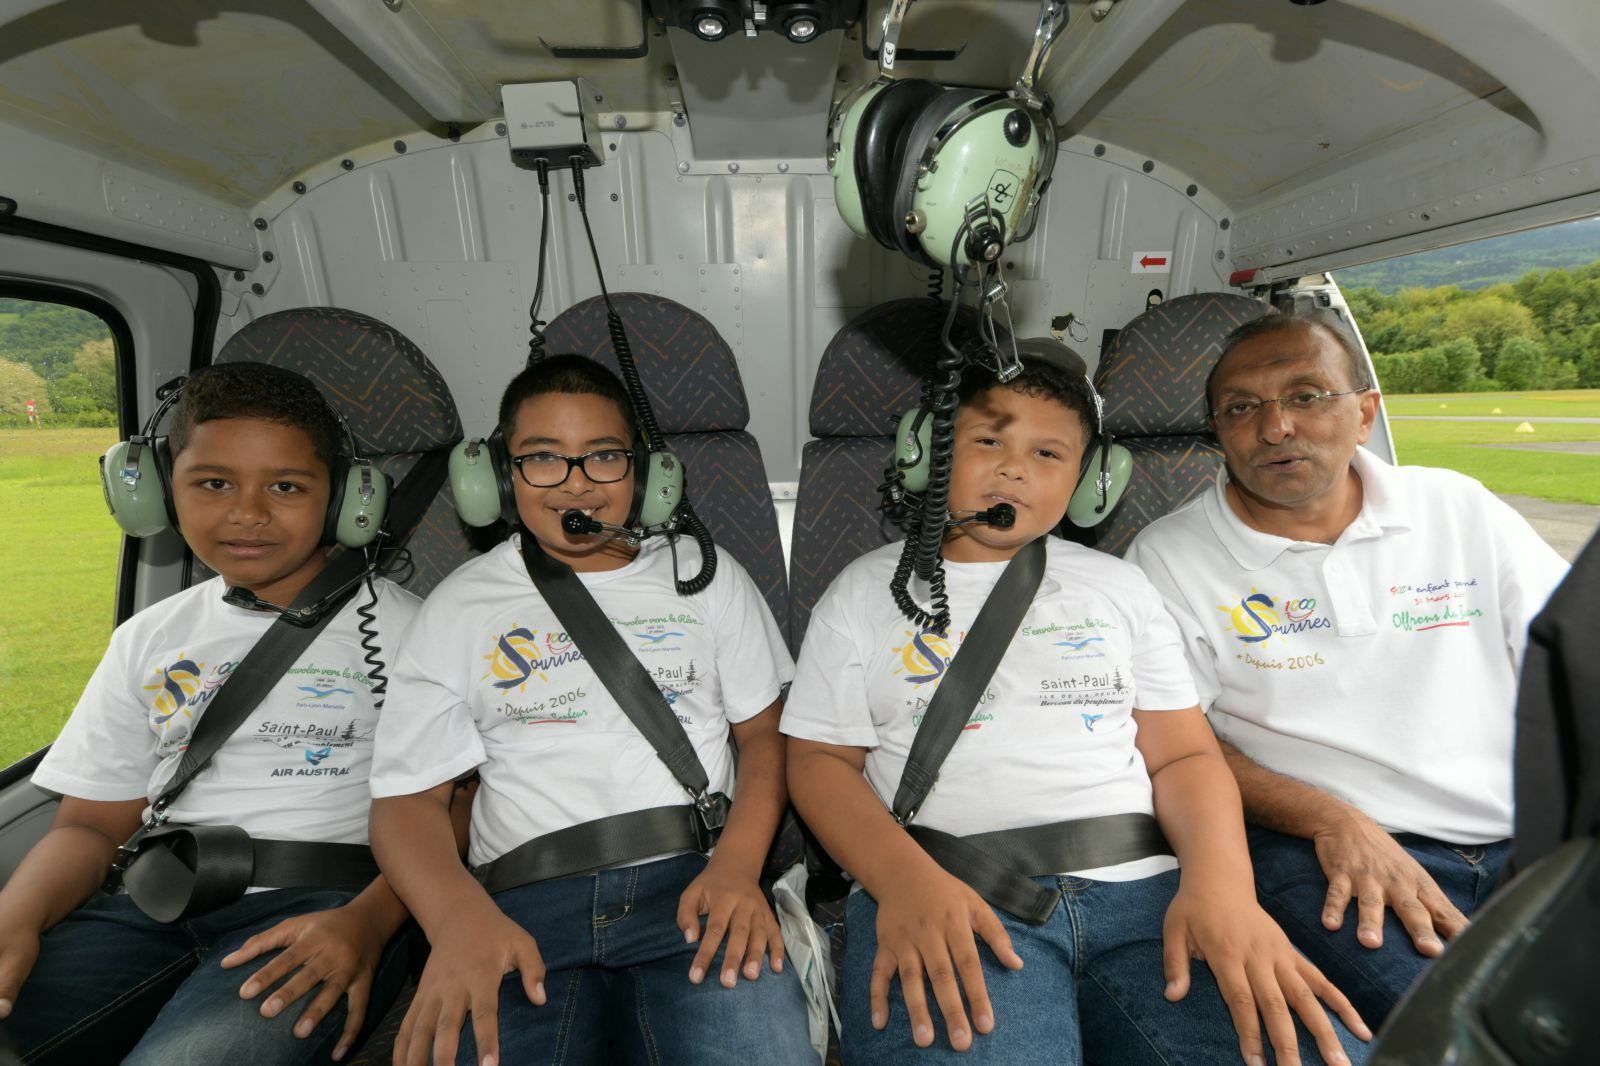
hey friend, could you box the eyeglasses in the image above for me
[1210,388,1370,428]
[510,449,633,488]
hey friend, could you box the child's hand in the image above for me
[391,901,546,1066]
[221,901,392,1061]
[676,857,784,987]
[0,925,41,1018]
[871,867,1024,1052]
[1162,884,1371,1066]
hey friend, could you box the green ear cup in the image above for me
[636,450,684,529]
[100,439,174,538]
[1067,441,1133,528]
[893,407,933,494]
[333,460,389,548]
[913,104,1046,269]
[449,438,507,528]
[829,82,887,241]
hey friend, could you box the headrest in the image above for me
[1096,293,1270,438]
[810,298,995,437]
[542,294,748,433]
[216,307,462,455]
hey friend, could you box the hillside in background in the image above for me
[1335,217,1600,292]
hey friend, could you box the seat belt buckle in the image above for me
[691,792,729,851]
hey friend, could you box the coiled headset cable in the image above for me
[569,158,718,595]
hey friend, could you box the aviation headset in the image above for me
[447,414,683,531]
[890,338,1132,528]
[828,0,1065,270]
[99,365,388,548]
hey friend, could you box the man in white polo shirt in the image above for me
[1125,312,1568,1025]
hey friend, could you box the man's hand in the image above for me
[392,901,545,1066]
[1311,811,1468,955]
[870,867,1024,1053]
[1164,885,1370,1066]
[221,902,392,1061]
[0,924,41,1019]
[676,858,784,988]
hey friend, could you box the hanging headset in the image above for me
[446,154,713,594]
[99,368,389,549]
[828,0,1064,270]
[886,339,1132,527]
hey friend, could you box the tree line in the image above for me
[0,298,117,427]
[6,257,1600,422]
[1344,258,1600,393]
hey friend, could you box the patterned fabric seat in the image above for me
[543,293,790,643]
[211,307,469,596]
[1088,292,1271,556]
[789,298,961,649]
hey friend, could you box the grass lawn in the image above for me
[1389,418,1600,505]
[0,428,121,767]
[1384,388,1600,419]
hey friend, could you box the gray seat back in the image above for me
[790,298,966,649]
[543,294,789,642]
[215,307,469,596]
[1089,292,1271,556]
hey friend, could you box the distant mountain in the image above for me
[1334,218,1600,292]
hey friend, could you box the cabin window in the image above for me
[0,294,126,767]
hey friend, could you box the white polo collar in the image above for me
[1202,446,1413,571]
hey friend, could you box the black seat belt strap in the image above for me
[474,798,730,894]
[886,538,1172,926]
[517,535,714,802]
[470,537,727,893]
[891,538,1047,827]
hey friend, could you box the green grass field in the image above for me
[0,429,121,766]
[1385,388,1600,505]
[1384,389,1600,418]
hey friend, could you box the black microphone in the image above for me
[949,503,1016,529]
[561,509,639,541]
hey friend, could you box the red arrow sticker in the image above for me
[1131,251,1172,274]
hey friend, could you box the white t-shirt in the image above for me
[371,535,793,868]
[35,576,420,845]
[781,537,1199,881]
[1126,447,1568,844]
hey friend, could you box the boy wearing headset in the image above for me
[0,363,420,1064]
[369,355,811,1066]
[782,346,1371,1065]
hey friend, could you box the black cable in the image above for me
[355,573,388,709]
[568,157,718,595]
[887,221,978,634]
[926,267,944,302]
[526,159,554,366]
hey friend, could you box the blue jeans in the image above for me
[1,888,412,1065]
[1247,826,1509,1028]
[462,852,813,1065]
[840,869,1368,1065]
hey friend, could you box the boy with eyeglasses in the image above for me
[369,355,811,1066]
[1125,312,1568,1024]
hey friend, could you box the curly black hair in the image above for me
[168,362,343,468]
[497,354,636,444]
[955,338,1098,449]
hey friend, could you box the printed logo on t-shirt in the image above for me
[1021,618,1120,661]
[893,628,960,685]
[482,625,584,692]
[258,714,374,777]
[1387,578,1484,632]
[144,656,239,744]
[614,611,703,654]
[1216,588,1332,644]
[1037,667,1129,709]
[285,665,373,711]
